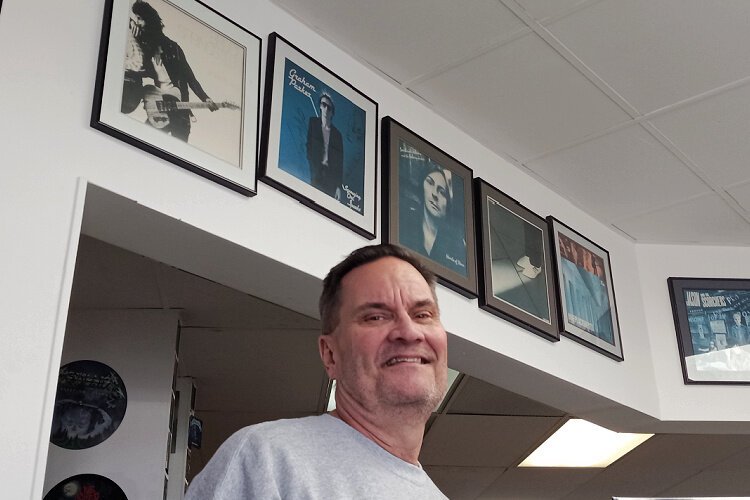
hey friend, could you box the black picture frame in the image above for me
[188,415,203,448]
[475,179,559,341]
[382,117,477,297]
[668,277,750,385]
[548,217,623,360]
[92,0,262,196]
[259,32,378,239]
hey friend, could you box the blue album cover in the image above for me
[557,233,613,344]
[277,58,366,214]
[397,139,468,277]
[683,288,750,354]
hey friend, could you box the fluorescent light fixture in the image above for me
[519,418,653,468]
[326,368,461,412]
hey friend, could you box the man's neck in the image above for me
[330,402,430,465]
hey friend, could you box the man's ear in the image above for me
[318,334,337,379]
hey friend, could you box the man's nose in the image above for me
[388,312,425,343]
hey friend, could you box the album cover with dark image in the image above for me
[44,473,127,500]
[50,360,127,450]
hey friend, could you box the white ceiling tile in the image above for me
[478,467,600,500]
[273,0,527,83]
[180,327,326,412]
[614,193,750,245]
[412,33,630,161]
[649,84,750,187]
[448,376,565,416]
[727,180,750,213]
[515,0,592,23]
[546,0,750,113]
[424,465,505,500]
[564,434,750,499]
[159,265,318,329]
[70,236,163,309]
[420,414,559,467]
[526,125,710,221]
[661,444,750,497]
[704,443,750,472]
[660,468,750,498]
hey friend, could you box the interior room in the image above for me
[2,0,750,499]
[49,233,750,499]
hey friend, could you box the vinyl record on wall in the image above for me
[50,360,127,450]
[44,473,127,500]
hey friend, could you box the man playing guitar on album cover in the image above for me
[122,0,220,142]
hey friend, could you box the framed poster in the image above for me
[475,179,559,341]
[548,217,622,360]
[92,0,262,195]
[50,360,128,450]
[382,117,477,297]
[188,415,203,448]
[259,32,378,239]
[668,277,750,384]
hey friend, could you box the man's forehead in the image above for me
[340,257,434,301]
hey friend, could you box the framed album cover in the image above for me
[92,0,262,195]
[549,217,622,360]
[259,32,378,239]
[475,179,559,341]
[382,117,477,297]
[668,277,750,384]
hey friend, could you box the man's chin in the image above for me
[379,384,444,411]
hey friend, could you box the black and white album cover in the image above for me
[93,0,262,194]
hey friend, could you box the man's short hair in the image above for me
[319,244,437,335]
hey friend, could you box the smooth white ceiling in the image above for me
[67,236,750,499]
[270,0,750,246]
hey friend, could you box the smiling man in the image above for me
[185,244,448,499]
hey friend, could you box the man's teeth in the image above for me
[386,357,424,366]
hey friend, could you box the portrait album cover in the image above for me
[475,178,559,341]
[668,277,750,384]
[259,32,378,239]
[549,217,623,360]
[382,117,477,297]
[92,0,262,195]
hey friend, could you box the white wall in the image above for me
[0,0,747,497]
[637,244,750,424]
[43,310,179,499]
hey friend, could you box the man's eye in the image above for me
[415,311,433,320]
[364,314,385,322]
